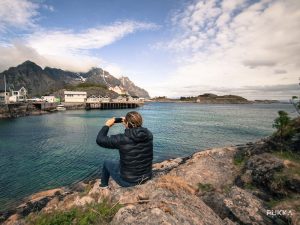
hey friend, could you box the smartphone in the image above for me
[114,118,123,123]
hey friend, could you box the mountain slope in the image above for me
[0,61,60,96]
[119,76,150,98]
[0,61,150,98]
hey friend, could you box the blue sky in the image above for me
[0,0,299,99]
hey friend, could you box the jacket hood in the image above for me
[125,127,153,143]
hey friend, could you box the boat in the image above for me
[56,104,66,111]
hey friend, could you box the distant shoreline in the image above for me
[148,100,284,104]
[0,101,288,119]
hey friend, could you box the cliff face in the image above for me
[0,61,150,98]
[84,68,121,87]
[119,76,150,98]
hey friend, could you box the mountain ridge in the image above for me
[0,61,150,98]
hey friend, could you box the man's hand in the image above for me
[105,118,115,127]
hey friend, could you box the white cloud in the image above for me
[154,0,300,100]
[0,0,39,32]
[0,21,159,72]
[0,41,101,72]
[27,21,158,55]
[0,0,158,73]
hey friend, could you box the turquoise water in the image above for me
[0,102,296,210]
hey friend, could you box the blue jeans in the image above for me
[101,160,136,187]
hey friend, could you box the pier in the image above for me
[85,102,143,110]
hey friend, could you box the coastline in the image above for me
[0,103,85,119]
[0,101,287,119]
[1,134,299,225]
[148,99,283,104]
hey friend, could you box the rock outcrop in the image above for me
[2,139,299,225]
[119,76,150,98]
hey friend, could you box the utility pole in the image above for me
[4,74,7,104]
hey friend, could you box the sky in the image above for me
[0,0,299,100]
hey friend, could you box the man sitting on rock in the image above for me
[96,111,153,188]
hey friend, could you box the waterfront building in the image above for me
[41,96,57,103]
[8,87,27,103]
[86,95,111,103]
[113,96,127,102]
[129,96,140,102]
[86,95,99,102]
[64,91,87,103]
[27,97,43,102]
[101,96,110,103]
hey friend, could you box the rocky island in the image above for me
[1,117,299,225]
[151,94,251,104]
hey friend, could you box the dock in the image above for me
[85,102,143,110]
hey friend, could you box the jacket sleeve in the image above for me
[96,125,121,149]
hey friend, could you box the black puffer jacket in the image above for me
[96,125,153,183]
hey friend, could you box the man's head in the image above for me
[125,111,143,128]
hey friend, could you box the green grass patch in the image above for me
[265,198,284,208]
[76,83,107,89]
[233,153,248,167]
[244,183,257,190]
[272,151,300,164]
[198,183,214,192]
[265,195,300,212]
[26,200,122,225]
[65,83,108,91]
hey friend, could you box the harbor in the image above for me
[0,85,145,118]
[0,101,144,119]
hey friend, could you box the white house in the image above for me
[41,96,56,103]
[64,91,87,103]
[113,96,127,102]
[128,96,140,102]
[9,87,27,103]
[86,95,111,103]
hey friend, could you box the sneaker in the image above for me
[99,185,109,190]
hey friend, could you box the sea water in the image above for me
[0,102,296,210]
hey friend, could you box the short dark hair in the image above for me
[125,111,143,128]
